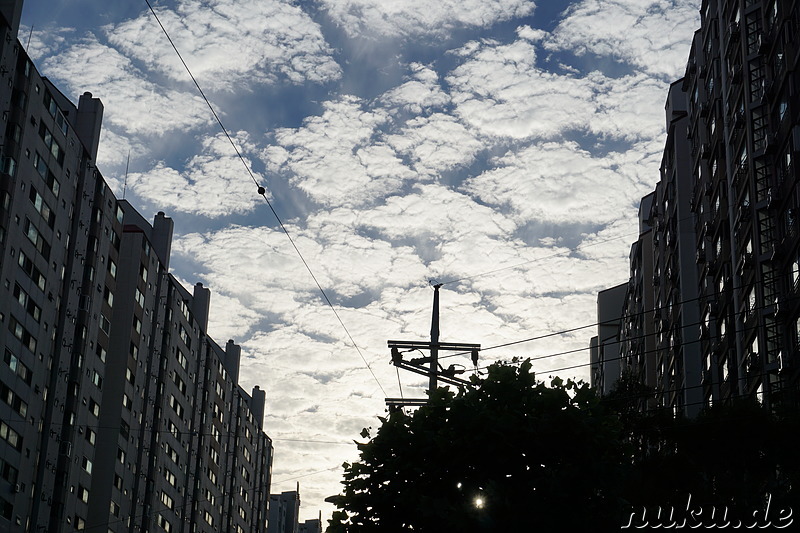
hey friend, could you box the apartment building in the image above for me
[0,2,273,531]
[592,0,800,415]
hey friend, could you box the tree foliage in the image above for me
[327,361,628,531]
[327,361,800,531]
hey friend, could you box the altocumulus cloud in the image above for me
[41,36,211,136]
[319,0,535,38]
[106,0,341,91]
[127,131,264,217]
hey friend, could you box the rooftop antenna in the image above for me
[26,25,33,50]
[122,149,130,199]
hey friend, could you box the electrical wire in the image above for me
[142,0,386,397]
[437,205,719,288]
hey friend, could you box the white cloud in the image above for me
[96,128,148,170]
[41,36,212,136]
[387,113,483,176]
[463,141,649,226]
[319,0,535,38]
[446,34,597,139]
[263,96,416,207]
[380,63,450,114]
[548,0,700,79]
[21,25,73,61]
[127,132,263,217]
[106,0,341,91]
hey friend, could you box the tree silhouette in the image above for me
[326,361,628,531]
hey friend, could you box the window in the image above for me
[0,380,28,417]
[29,187,55,227]
[4,349,32,385]
[126,367,135,385]
[117,448,125,464]
[14,283,43,322]
[0,457,19,484]
[114,474,123,491]
[85,428,96,446]
[110,501,120,517]
[0,420,23,450]
[32,152,60,196]
[9,315,36,353]
[78,485,89,504]
[89,399,100,417]
[135,287,145,308]
[173,374,186,395]
[170,395,184,418]
[91,370,102,389]
[178,325,191,348]
[165,443,179,464]
[157,514,172,533]
[207,468,217,484]
[81,456,93,474]
[164,468,177,487]
[103,286,114,308]
[204,511,214,526]
[100,314,111,335]
[167,419,179,439]
[24,217,50,260]
[160,491,174,510]
[122,394,132,411]
[177,350,188,371]
[109,259,117,279]
[18,250,46,291]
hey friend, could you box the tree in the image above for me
[326,361,628,531]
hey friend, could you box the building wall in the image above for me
[0,2,273,531]
[594,0,800,416]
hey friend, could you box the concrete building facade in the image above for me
[592,0,800,416]
[0,2,273,531]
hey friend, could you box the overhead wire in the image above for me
[142,0,386,397]
[438,207,705,288]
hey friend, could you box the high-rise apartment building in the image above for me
[0,2,273,531]
[592,0,800,415]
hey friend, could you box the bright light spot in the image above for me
[474,497,485,509]
[456,482,462,489]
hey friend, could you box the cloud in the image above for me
[446,33,597,139]
[126,132,263,217]
[106,0,341,91]
[380,63,450,114]
[96,128,148,170]
[263,96,416,207]
[587,72,670,140]
[41,36,212,136]
[548,0,700,79]
[387,113,483,176]
[463,141,649,226]
[319,0,535,38]
[20,25,74,61]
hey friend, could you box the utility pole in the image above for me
[429,283,441,393]
[385,284,481,408]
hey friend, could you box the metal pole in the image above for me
[429,284,442,394]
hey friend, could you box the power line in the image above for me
[438,208,704,288]
[142,0,386,397]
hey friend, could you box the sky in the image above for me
[21,0,701,522]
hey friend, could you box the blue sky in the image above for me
[21,0,700,520]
